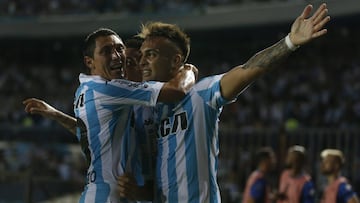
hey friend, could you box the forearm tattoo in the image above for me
[243,38,292,70]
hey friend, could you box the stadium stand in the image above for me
[0,0,359,202]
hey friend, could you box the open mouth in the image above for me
[110,63,123,70]
[142,69,151,77]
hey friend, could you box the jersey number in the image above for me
[75,93,85,109]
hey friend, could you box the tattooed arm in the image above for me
[23,98,77,135]
[220,3,330,100]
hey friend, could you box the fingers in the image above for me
[118,174,138,200]
[310,3,327,22]
[312,8,330,38]
[23,98,46,114]
[22,98,40,105]
[313,5,330,25]
[299,4,313,20]
[312,28,328,39]
[183,64,192,70]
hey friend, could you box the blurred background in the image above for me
[0,0,359,202]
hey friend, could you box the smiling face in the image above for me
[140,36,183,82]
[84,34,125,80]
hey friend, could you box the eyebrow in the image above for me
[142,47,160,52]
[99,43,124,53]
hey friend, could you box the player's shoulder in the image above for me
[194,74,224,88]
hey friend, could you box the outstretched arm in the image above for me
[220,3,330,100]
[23,98,77,135]
[158,64,197,102]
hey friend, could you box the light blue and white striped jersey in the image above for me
[132,105,157,185]
[154,74,235,203]
[74,73,163,203]
[131,105,158,203]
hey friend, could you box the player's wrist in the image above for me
[285,34,300,51]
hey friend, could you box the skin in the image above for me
[119,4,330,201]
[124,47,142,82]
[285,150,304,176]
[246,151,276,203]
[140,36,184,82]
[220,4,330,100]
[84,35,125,80]
[23,33,197,201]
[321,155,360,203]
[24,4,330,200]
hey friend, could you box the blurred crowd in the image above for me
[1,21,359,131]
[0,6,359,201]
[0,0,315,17]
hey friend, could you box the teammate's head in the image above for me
[137,21,191,82]
[285,145,306,170]
[255,147,276,172]
[83,28,125,80]
[124,36,144,82]
[320,149,345,175]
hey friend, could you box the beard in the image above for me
[321,168,333,175]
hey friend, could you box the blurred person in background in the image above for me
[24,28,196,203]
[320,149,359,203]
[242,147,277,203]
[117,3,330,202]
[277,145,315,203]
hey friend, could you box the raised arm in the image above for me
[220,3,330,100]
[23,98,77,135]
[157,63,197,103]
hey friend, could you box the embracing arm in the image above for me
[220,3,330,100]
[118,173,154,201]
[157,64,197,103]
[23,98,77,135]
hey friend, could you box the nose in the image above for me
[139,55,147,67]
[112,49,122,60]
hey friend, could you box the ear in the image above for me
[171,53,183,68]
[84,56,94,72]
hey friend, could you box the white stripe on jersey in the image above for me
[155,74,234,203]
[75,74,164,203]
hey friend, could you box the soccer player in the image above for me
[123,36,144,82]
[320,149,359,203]
[24,28,196,203]
[277,145,315,203]
[120,3,330,202]
[242,147,276,203]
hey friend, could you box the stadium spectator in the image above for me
[320,149,360,203]
[242,147,277,203]
[277,145,315,203]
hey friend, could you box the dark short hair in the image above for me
[83,28,120,58]
[125,35,144,50]
[137,22,190,63]
[255,147,274,165]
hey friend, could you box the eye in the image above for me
[101,47,112,55]
[126,58,135,67]
[147,50,157,58]
[115,45,125,53]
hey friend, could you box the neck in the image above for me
[289,167,302,176]
[327,172,340,184]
